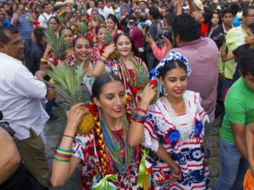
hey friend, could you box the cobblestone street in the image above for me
[44,108,221,190]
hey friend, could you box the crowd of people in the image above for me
[0,0,254,190]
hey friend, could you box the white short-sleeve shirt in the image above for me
[0,53,49,140]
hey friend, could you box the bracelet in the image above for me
[40,58,48,63]
[100,55,108,61]
[53,147,72,163]
[56,147,72,155]
[171,169,182,178]
[136,107,147,114]
[132,113,146,122]
[131,117,145,124]
[98,57,107,64]
[63,134,74,139]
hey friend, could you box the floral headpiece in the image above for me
[150,51,192,79]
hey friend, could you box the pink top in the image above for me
[151,42,169,61]
[171,38,219,115]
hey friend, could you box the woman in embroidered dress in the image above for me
[90,25,107,66]
[37,36,94,103]
[107,14,122,38]
[128,52,210,189]
[50,73,157,189]
[93,33,150,107]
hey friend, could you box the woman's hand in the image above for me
[139,83,157,110]
[162,35,172,52]
[102,43,115,58]
[66,103,88,131]
[145,34,155,45]
[35,70,46,80]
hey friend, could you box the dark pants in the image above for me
[24,39,32,65]
[18,130,49,188]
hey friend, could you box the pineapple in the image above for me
[104,30,116,61]
[44,28,68,59]
[44,61,95,134]
[135,64,150,89]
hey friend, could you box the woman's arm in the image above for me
[128,83,156,146]
[51,103,87,187]
[155,145,179,170]
[92,43,115,77]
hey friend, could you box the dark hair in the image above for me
[163,13,175,26]
[0,26,19,44]
[113,33,130,44]
[248,22,254,34]
[73,36,92,48]
[148,7,160,20]
[107,14,119,29]
[159,61,188,79]
[95,25,107,35]
[172,14,200,42]
[222,8,234,17]
[203,7,213,24]
[92,73,123,99]
[243,5,254,17]
[48,16,60,25]
[229,3,240,15]
[238,49,254,76]
[59,27,74,36]
[33,27,45,47]
[42,2,50,9]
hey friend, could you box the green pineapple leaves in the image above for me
[44,29,68,59]
[44,61,84,109]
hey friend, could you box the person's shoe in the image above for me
[49,114,61,121]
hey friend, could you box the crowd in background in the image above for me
[0,0,254,190]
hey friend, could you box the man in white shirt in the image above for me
[87,1,96,15]
[0,27,55,189]
[97,0,114,20]
[38,2,54,28]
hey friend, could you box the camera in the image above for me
[0,111,19,145]
[159,28,173,42]
[212,32,225,48]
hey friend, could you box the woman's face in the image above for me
[245,27,254,45]
[211,13,220,26]
[95,80,126,119]
[161,67,188,100]
[116,35,132,57]
[162,18,170,29]
[76,10,81,18]
[97,27,106,44]
[74,38,91,62]
[91,10,98,20]
[48,18,59,32]
[63,29,74,47]
[107,18,115,30]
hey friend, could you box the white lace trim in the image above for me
[142,128,159,151]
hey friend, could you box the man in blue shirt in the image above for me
[11,3,33,65]
[0,7,11,28]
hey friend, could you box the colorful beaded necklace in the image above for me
[94,114,133,177]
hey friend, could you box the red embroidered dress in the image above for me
[72,127,143,189]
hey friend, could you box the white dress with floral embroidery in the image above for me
[143,91,210,190]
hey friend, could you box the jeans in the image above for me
[215,140,249,190]
[221,78,233,100]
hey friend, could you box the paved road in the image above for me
[44,108,221,190]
